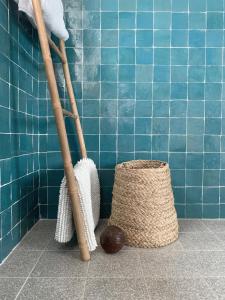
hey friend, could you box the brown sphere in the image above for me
[100,225,125,254]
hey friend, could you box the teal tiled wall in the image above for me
[0,0,39,262]
[2,0,225,263]
[38,0,225,220]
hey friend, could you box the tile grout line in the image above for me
[14,249,45,299]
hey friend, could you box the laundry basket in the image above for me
[109,160,179,248]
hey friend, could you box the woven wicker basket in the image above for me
[109,160,179,248]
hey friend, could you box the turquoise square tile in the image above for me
[154,48,170,65]
[154,66,170,82]
[205,83,222,100]
[101,0,118,11]
[154,0,171,11]
[172,0,188,11]
[204,170,220,186]
[206,30,223,47]
[186,153,204,169]
[136,101,152,117]
[119,65,135,82]
[207,0,223,10]
[205,118,221,135]
[135,135,151,151]
[101,83,117,99]
[100,152,116,169]
[154,30,171,47]
[83,0,100,10]
[135,118,152,134]
[186,170,203,186]
[137,12,153,29]
[188,101,204,118]
[119,30,135,47]
[188,83,204,100]
[205,135,220,152]
[171,30,188,46]
[101,100,117,117]
[136,65,153,82]
[172,13,188,29]
[188,66,205,82]
[186,205,203,218]
[206,66,222,82]
[83,11,100,28]
[203,188,219,204]
[206,48,222,65]
[136,48,153,64]
[137,0,153,11]
[153,83,170,100]
[152,135,168,152]
[118,100,135,117]
[119,12,135,29]
[171,48,188,65]
[170,118,186,134]
[101,48,118,64]
[170,101,187,117]
[189,48,205,65]
[101,30,118,47]
[136,83,152,100]
[169,153,186,169]
[203,205,219,218]
[171,83,187,99]
[171,66,187,82]
[118,135,134,152]
[118,83,135,99]
[83,29,100,47]
[119,48,135,64]
[154,12,171,29]
[169,135,186,152]
[207,12,223,29]
[100,135,116,151]
[100,118,117,134]
[119,0,136,11]
[189,0,206,11]
[186,188,202,204]
[136,30,153,47]
[189,30,205,47]
[101,12,118,29]
[152,117,169,134]
[101,65,117,82]
[187,118,204,135]
[173,187,185,204]
[171,170,185,186]
[153,101,169,117]
[189,13,206,29]
[205,101,221,117]
[118,118,134,134]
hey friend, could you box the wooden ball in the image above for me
[100,225,125,254]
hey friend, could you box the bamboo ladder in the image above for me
[32,0,90,261]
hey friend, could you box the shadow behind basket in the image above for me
[109,160,179,248]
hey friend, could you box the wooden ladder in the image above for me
[32,0,90,261]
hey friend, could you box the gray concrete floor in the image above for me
[1,219,225,299]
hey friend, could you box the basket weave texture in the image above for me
[109,160,179,248]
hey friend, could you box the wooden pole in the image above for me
[59,40,87,159]
[32,0,90,261]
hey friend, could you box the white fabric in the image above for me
[55,159,100,251]
[17,0,69,41]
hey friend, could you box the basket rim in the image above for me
[116,160,168,170]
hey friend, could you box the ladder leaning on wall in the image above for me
[32,0,90,261]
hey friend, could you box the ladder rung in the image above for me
[62,108,78,120]
[48,37,66,64]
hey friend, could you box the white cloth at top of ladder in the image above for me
[15,0,69,41]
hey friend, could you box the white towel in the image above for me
[55,159,100,251]
[17,0,69,41]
